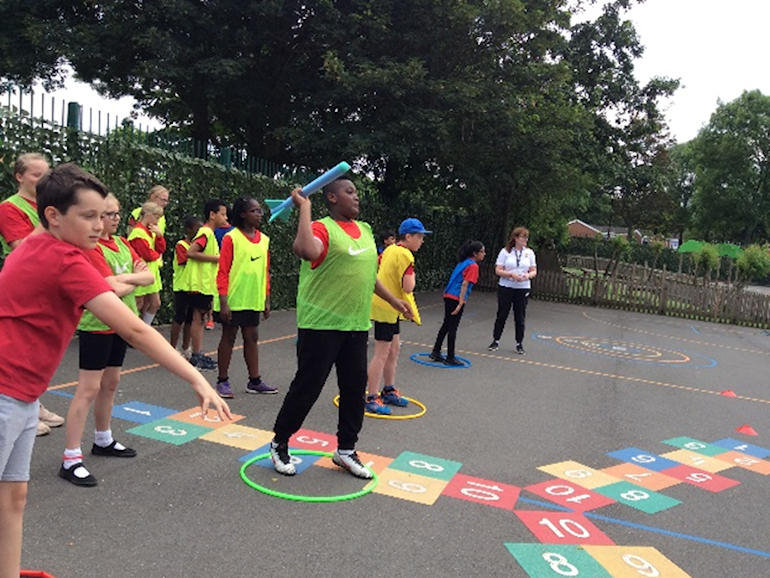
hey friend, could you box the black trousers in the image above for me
[492,286,529,344]
[432,297,465,358]
[273,328,367,449]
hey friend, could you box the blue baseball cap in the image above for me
[399,218,432,235]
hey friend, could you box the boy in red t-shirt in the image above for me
[0,164,231,578]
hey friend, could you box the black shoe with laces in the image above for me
[516,343,525,355]
[488,340,499,351]
[428,352,445,363]
[443,357,464,366]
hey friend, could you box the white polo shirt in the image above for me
[496,247,536,289]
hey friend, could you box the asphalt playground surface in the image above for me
[23,291,770,577]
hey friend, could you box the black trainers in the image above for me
[443,357,464,366]
[270,442,296,476]
[428,352,445,363]
[488,340,499,351]
[59,462,98,487]
[91,440,137,458]
[516,343,525,355]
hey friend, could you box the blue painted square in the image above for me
[607,447,681,471]
[113,401,177,424]
[711,438,770,459]
[239,443,320,474]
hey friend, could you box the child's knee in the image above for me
[0,482,28,513]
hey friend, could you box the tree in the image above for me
[0,0,70,90]
[665,141,697,243]
[691,90,770,244]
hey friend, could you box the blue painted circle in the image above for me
[409,352,471,369]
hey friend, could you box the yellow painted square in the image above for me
[315,451,393,475]
[660,449,734,473]
[199,424,274,450]
[374,469,448,505]
[168,407,245,429]
[583,545,692,577]
[601,463,680,491]
[715,451,770,475]
[538,461,620,489]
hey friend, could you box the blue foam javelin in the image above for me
[265,161,351,223]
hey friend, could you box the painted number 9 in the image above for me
[541,552,579,576]
[388,480,427,493]
[622,554,660,577]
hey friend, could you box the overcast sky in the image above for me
[625,0,769,142]
[22,1,770,143]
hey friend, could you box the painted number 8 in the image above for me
[622,554,660,577]
[409,459,444,472]
[541,552,579,576]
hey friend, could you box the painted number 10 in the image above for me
[537,518,590,539]
[459,481,502,501]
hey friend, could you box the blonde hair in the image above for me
[148,185,169,201]
[140,201,164,218]
[14,153,48,176]
[105,192,120,208]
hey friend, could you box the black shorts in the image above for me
[373,320,400,342]
[78,332,128,371]
[189,292,213,312]
[214,310,261,328]
[173,291,195,324]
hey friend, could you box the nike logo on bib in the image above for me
[250,256,261,261]
[348,246,369,256]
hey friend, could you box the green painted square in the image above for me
[388,451,462,481]
[127,418,212,446]
[504,543,611,577]
[662,436,728,456]
[594,481,680,514]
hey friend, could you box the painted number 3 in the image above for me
[155,425,187,436]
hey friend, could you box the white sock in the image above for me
[142,312,155,325]
[94,429,125,450]
[63,447,83,470]
[338,448,354,456]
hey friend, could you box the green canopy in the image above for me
[717,243,743,259]
[677,239,704,253]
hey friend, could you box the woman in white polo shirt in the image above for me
[488,226,536,354]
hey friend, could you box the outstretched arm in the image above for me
[84,292,232,421]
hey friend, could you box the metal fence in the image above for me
[2,85,314,182]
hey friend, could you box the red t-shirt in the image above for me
[129,222,166,261]
[216,230,271,295]
[310,220,361,269]
[0,198,37,244]
[0,234,112,402]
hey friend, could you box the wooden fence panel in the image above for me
[532,269,770,328]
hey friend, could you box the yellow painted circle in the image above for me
[332,395,427,420]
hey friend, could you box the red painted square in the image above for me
[661,464,740,492]
[525,479,616,512]
[289,429,337,451]
[515,510,615,545]
[442,473,521,510]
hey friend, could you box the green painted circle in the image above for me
[239,450,378,502]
